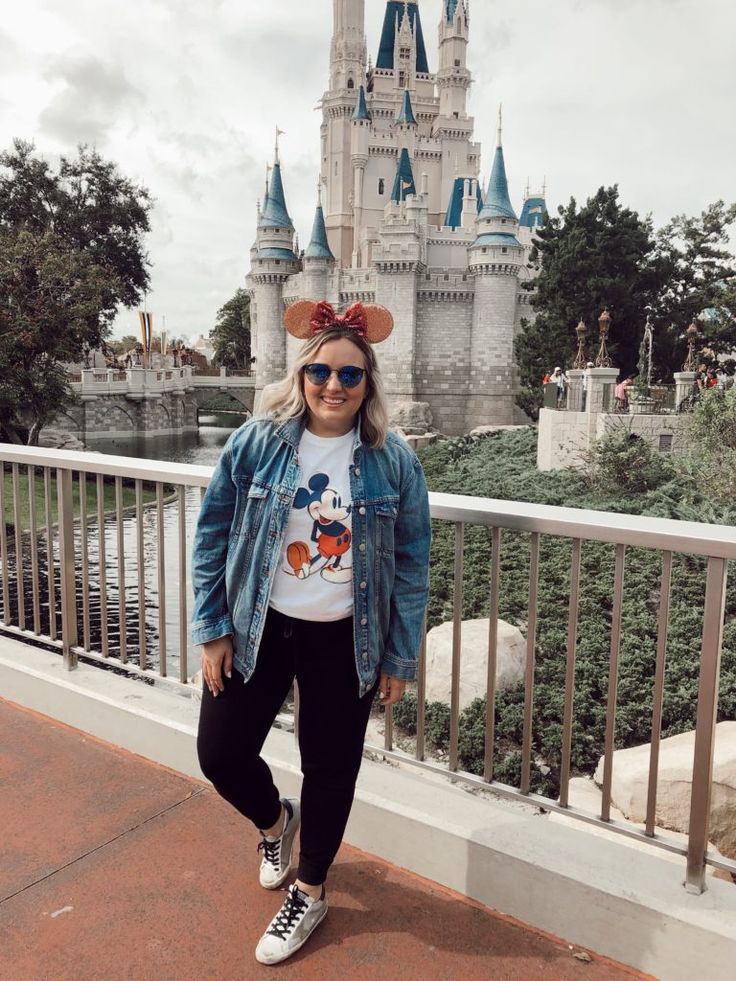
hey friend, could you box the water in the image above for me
[2,420,240,682]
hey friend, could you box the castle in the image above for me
[246,0,546,435]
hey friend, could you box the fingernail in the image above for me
[226,671,232,679]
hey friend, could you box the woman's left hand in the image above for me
[378,673,406,707]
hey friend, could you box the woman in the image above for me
[191,299,431,966]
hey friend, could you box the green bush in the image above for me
[404,428,736,799]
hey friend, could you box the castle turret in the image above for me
[330,0,367,92]
[248,138,300,397]
[436,0,470,121]
[390,147,417,202]
[303,189,335,301]
[467,109,524,426]
[323,0,368,265]
[350,85,371,268]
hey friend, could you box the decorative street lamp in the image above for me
[683,321,699,371]
[573,319,588,369]
[594,309,612,367]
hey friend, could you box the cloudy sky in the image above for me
[1,0,733,340]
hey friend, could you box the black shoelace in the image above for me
[267,889,309,939]
[257,837,280,867]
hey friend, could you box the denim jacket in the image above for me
[190,416,431,696]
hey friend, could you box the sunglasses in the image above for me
[303,363,366,389]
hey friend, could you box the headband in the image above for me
[283,299,394,345]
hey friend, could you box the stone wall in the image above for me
[415,293,473,435]
[538,408,692,472]
[48,393,201,440]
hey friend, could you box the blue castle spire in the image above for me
[352,85,371,121]
[478,107,517,221]
[376,2,429,74]
[446,0,459,22]
[391,147,417,202]
[259,142,293,230]
[396,88,417,125]
[305,194,334,260]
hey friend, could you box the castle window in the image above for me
[453,112,459,118]
[502,247,508,254]
[400,47,411,60]
[378,178,385,195]
[335,161,338,176]
[454,59,461,67]
[347,77,355,89]
[398,71,406,87]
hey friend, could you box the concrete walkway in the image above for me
[0,698,645,981]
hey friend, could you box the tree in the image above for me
[515,186,666,416]
[652,201,736,376]
[0,139,152,441]
[210,288,251,369]
[0,229,120,443]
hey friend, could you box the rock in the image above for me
[549,777,723,875]
[388,401,433,435]
[593,721,736,858]
[424,617,526,710]
[37,429,85,451]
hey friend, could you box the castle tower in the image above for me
[330,0,367,91]
[373,149,425,402]
[303,188,335,301]
[322,0,368,266]
[350,85,371,268]
[437,0,471,121]
[467,109,524,426]
[248,139,300,397]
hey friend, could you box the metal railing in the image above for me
[1,445,734,895]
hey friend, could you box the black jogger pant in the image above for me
[197,607,377,885]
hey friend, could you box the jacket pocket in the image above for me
[375,499,398,557]
[232,479,269,540]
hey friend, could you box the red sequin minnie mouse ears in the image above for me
[284,299,394,345]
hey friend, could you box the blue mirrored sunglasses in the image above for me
[304,363,366,389]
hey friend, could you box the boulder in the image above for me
[424,617,526,710]
[593,721,736,858]
[388,401,433,435]
[37,429,85,451]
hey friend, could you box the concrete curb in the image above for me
[2,635,735,981]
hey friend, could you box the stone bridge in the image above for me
[52,367,256,440]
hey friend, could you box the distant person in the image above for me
[706,369,718,389]
[614,375,633,412]
[550,366,567,407]
[695,363,708,392]
[581,361,594,410]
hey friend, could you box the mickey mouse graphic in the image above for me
[286,473,353,584]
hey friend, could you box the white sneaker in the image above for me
[255,884,328,965]
[258,797,300,890]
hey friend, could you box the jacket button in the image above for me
[359,507,366,515]
[362,652,368,660]
[360,581,367,590]
[361,617,367,626]
[355,467,361,476]
[359,543,366,552]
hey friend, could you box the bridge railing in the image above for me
[0,444,734,895]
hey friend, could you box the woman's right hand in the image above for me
[201,636,234,696]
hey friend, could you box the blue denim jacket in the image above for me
[190,416,431,696]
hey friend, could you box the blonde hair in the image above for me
[257,327,390,449]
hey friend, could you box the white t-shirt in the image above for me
[269,427,355,622]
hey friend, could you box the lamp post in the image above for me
[683,321,699,371]
[573,319,588,369]
[595,309,612,368]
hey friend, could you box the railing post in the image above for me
[56,467,78,669]
[685,556,728,893]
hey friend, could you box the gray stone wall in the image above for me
[465,271,519,428]
[415,294,473,435]
[48,393,201,440]
[374,265,419,401]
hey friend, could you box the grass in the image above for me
[2,467,160,532]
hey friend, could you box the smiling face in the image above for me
[303,337,368,438]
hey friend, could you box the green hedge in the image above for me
[407,428,736,796]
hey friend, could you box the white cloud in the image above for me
[0,0,733,339]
